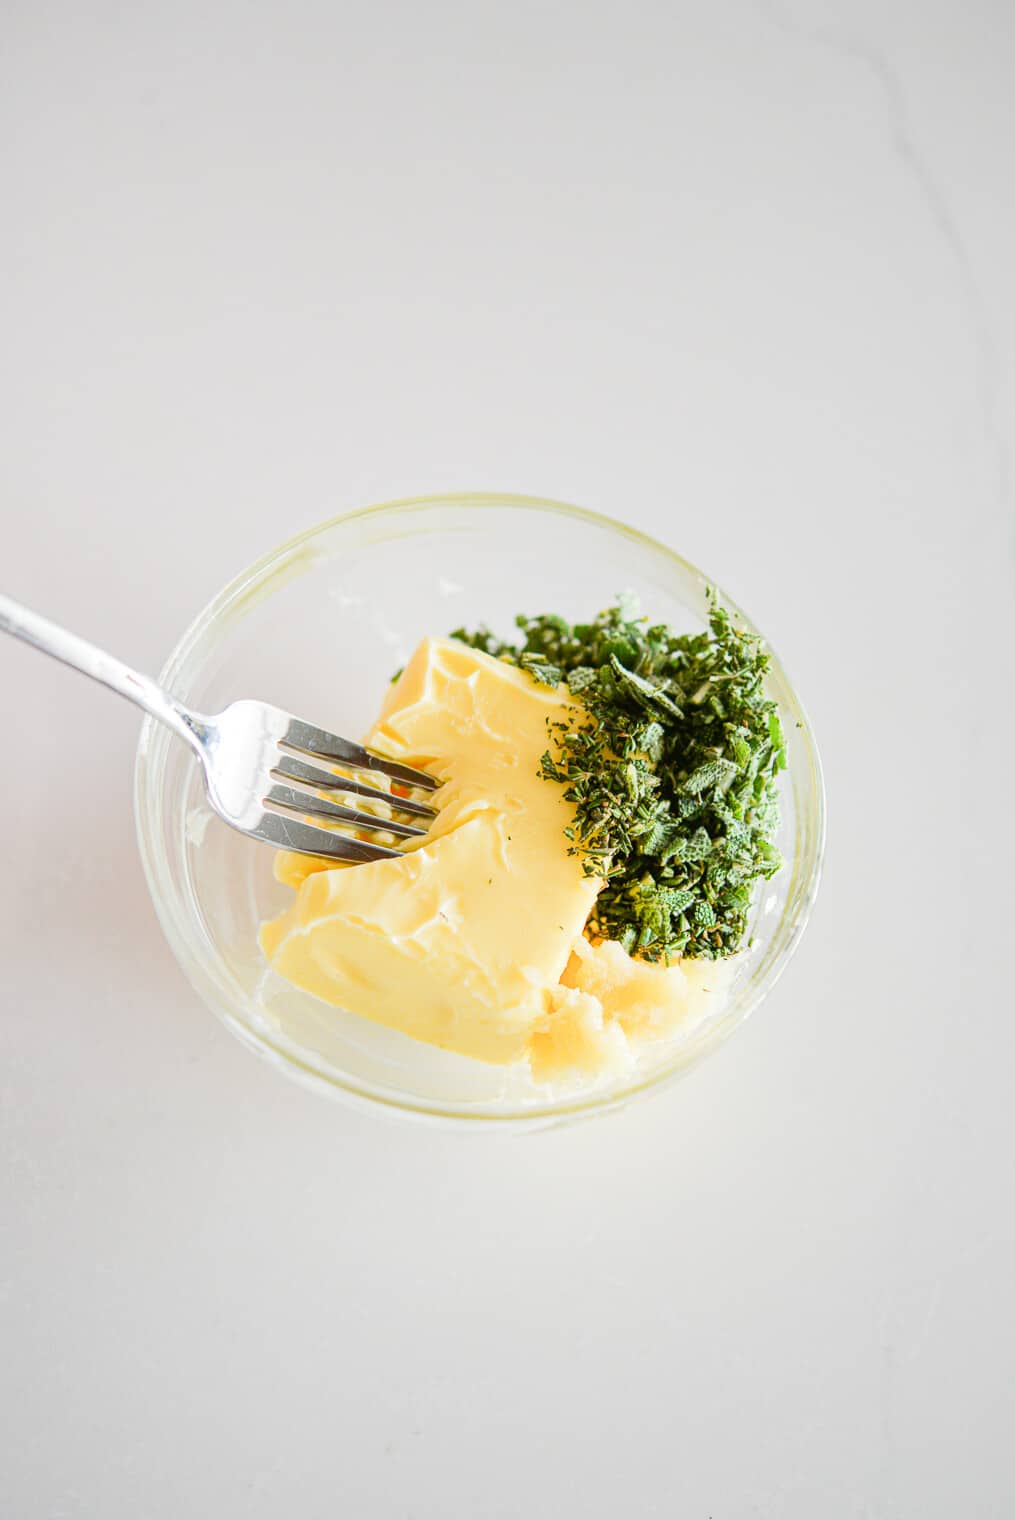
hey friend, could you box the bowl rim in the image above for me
[134,491,826,1125]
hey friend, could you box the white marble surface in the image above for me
[2,2,1013,1515]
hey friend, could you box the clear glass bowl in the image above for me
[134,494,824,1126]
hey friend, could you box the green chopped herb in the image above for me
[450,592,785,961]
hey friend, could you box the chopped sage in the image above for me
[450,593,785,960]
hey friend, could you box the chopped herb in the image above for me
[450,593,785,961]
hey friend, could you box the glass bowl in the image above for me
[134,493,824,1126]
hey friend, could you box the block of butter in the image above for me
[260,637,729,1077]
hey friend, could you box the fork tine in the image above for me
[249,811,400,863]
[265,784,428,839]
[272,755,438,818]
[282,717,439,791]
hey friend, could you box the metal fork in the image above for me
[0,593,438,863]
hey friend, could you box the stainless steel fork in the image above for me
[0,593,438,862]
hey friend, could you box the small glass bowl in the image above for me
[134,494,824,1126]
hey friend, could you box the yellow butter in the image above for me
[260,636,731,1077]
[260,637,600,1064]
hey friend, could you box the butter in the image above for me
[260,636,729,1078]
[530,936,734,1081]
[261,637,600,1064]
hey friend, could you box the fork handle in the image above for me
[0,593,207,752]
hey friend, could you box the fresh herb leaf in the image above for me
[450,592,785,960]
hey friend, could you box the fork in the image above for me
[0,593,438,863]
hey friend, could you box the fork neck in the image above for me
[120,671,211,754]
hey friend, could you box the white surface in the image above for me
[1,1,1012,1514]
